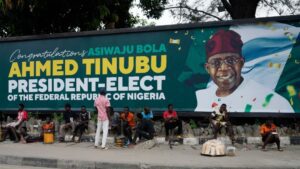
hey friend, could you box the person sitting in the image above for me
[41,117,55,140]
[163,104,182,141]
[132,113,155,144]
[109,107,120,136]
[73,106,90,142]
[141,107,153,120]
[210,103,235,144]
[1,103,28,143]
[59,103,76,142]
[120,107,135,144]
[260,119,283,151]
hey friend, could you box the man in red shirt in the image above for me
[1,103,28,143]
[260,119,283,151]
[163,104,182,141]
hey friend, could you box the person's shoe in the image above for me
[59,137,64,142]
[278,148,283,152]
[94,145,98,149]
[165,136,169,142]
[101,147,108,150]
[261,147,267,151]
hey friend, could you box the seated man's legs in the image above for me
[262,133,281,150]
[273,134,281,150]
[175,120,182,135]
[165,121,180,139]
[72,123,82,141]
[212,123,221,139]
[59,123,72,140]
[77,124,88,141]
[225,123,235,144]
[19,127,28,143]
[10,127,20,142]
[123,125,133,143]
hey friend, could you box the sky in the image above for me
[129,0,300,26]
[130,4,178,26]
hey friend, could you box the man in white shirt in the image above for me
[195,30,294,113]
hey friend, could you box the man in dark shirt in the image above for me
[73,105,90,142]
[132,113,155,144]
[210,103,235,144]
[59,103,76,142]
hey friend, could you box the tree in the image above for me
[139,0,300,22]
[0,0,139,37]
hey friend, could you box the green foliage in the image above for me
[53,112,63,123]
[139,0,300,22]
[189,119,198,129]
[0,0,138,37]
[27,111,39,119]
[90,111,98,123]
[139,0,168,19]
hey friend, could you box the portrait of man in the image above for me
[194,29,294,113]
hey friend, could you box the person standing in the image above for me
[94,88,111,149]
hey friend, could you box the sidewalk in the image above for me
[1,141,300,169]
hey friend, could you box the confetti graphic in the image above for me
[295,60,300,64]
[286,85,297,97]
[184,31,189,35]
[244,104,252,112]
[262,94,274,107]
[284,32,297,44]
[169,38,180,45]
[268,62,281,69]
[290,97,294,106]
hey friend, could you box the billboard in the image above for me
[0,16,299,113]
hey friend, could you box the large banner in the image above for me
[0,19,299,113]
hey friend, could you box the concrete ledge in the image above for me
[69,135,300,145]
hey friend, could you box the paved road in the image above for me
[0,142,300,169]
[0,164,57,169]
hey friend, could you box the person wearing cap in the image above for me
[195,29,293,113]
[260,119,283,151]
[94,88,111,149]
[1,103,28,143]
[210,103,235,144]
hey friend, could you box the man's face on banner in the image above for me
[205,52,244,96]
